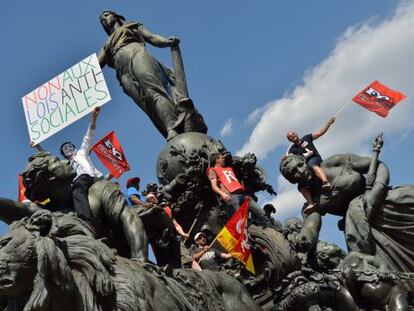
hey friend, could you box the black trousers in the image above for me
[72,174,94,222]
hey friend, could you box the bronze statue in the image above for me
[97,10,207,140]
[0,152,147,261]
[0,210,261,311]
[280,135,414,278]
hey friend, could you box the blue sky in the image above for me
[1,0,412,251]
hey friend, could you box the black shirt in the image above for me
[190,245,223,271]
[288,134,321,160]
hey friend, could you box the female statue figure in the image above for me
[280,136,414,276]
[98,10,207,140]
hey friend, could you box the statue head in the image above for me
[313,241,346,270]
[0,210,114,309]
[279,155,312,185]
[22,152,76,202]
[100,10,125,35]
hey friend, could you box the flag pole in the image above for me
[334,100,352,118]
[184,217,199,242]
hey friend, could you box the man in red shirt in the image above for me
[208,153,271,227]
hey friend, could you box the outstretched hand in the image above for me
[167,36,180,46]
[93,106,101,116]
[373,132,383,151]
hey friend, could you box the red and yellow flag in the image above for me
[352,80,406,118]
[216,196,255,274]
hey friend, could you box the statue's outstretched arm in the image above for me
[296,211,322,251]
[0,198,40,224]
[138,25,178,48]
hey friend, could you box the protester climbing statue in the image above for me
[97,10,207,140]
[280,134,414,283]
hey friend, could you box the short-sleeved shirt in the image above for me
[190,246,223,271]
[288,134,321,160]
[126,186,143,206]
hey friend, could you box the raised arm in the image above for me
[138,25,179,48]
[80,106,100,153]
[312,117,335,140]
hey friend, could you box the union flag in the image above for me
[352,80,406,117]
[216,196,255,274]
[92,131,130,178]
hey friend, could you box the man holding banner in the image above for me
[60,106,112,223]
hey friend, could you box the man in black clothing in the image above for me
[286,117,335,214]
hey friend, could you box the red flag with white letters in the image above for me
[92,131,130,178]
[352,81,406,117]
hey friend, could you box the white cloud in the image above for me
[245,104,270,125]
[220,118,234,137]
[239,2,414,160]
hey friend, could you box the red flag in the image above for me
[216,197,255,274]
[352,80,406,117]
[92,131,130,178]
[18,174,27,202]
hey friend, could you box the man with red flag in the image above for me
[208,153,271,227]
[352,80,406,117]
[216,196,255,274]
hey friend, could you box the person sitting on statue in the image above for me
[286,117,335,214]
[59,107,112,223]
[208,153,271,227]
[145,193,202,271]
[33,107,112,223]
[0,152,148,261]
[190,231,231,271]
[278,134,414,280]
[97,10,207,141]
[126,177,147,207]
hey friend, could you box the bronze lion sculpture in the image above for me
[0,210,260,311]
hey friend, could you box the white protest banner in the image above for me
[22,53,111,144]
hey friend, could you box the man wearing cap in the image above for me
[126,177,147,207]
[190,231,231,271]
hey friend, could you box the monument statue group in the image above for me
[2,10,414,311]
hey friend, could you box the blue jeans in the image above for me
[225,193,271,227]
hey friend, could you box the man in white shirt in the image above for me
[59,106,111,222]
